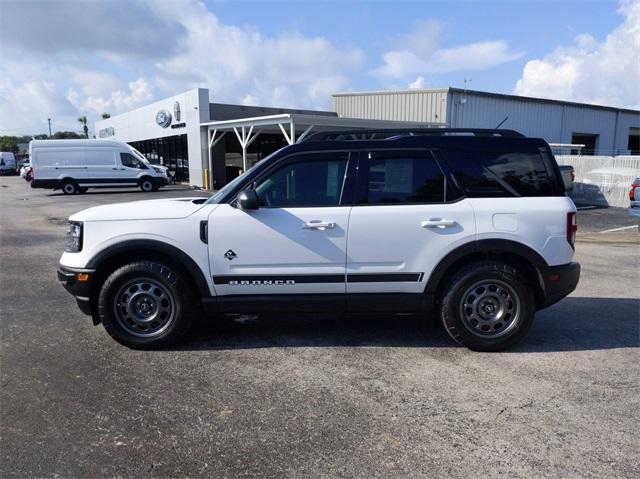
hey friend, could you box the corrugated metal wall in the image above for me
[333,90,448,124]
[333,89,639,154]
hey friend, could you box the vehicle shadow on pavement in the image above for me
[176,297,639,353]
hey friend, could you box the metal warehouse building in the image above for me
[333,88,640,156]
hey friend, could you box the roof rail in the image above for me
[302,128,525,142]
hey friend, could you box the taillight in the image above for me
[630,181,639,201]
[567,212,577,250]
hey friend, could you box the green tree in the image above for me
[51,131,83,139]
[101,113,111,119]
[0,136,19,154]
[78,116,89,139]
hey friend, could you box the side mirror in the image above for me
[237,189,259,210]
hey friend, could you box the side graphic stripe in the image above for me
[213,274,344,284]
[213,273,424,285]
[347,273,422,283]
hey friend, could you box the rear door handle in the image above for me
[303,220,336,230]
[422,219,456,228]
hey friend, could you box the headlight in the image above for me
[152,166,166,174]
[66,221,83,252]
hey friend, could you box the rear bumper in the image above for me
[57,265,95,315]
[540,262,581,308]
[31,179,58,189]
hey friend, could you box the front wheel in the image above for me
[97,261,196,349]
[439,261,535,352]
[139,177,154,192]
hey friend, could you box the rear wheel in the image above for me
[60,179,79,195]
[439,261,535,351]
[97,261,196,349]
[139,177,154,192]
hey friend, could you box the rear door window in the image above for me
[356,150,446,204]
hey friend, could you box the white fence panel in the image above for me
[555,155,640,207]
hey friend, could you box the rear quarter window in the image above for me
[444,146,561,197]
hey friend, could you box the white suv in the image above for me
[58,129,580,351]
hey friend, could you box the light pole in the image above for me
[47,118,52,137]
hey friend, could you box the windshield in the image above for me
[205,147,287,204]
[129,146,150,164]
[206,169,253,204]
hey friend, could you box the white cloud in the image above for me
[408,77,427,89]
[150,1,366,109]
[0,0,366,135]
[514,0,640,108]
[373,21,522,79]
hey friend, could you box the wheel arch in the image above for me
[425,239,548,309]
[86,240,211,313]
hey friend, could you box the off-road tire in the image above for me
[97,261,196,349]
[439,261,535,352]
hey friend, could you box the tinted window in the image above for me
[358,154,445,204]
[445,147,558,197]
[254,153,348,207]
[120,153,147,169]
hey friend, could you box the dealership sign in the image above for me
[156,109,172,128]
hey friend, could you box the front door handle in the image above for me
[303,220,336,230]
[422,218,456,228]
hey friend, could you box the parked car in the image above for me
[19,160,31,179]
[558,165,575,192]
[629,177,640,223]
[0,152,17,175]
[58,128,580,352]
[29,139,169,194]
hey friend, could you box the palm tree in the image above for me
[78,116,88,139]
[101,113,111,119]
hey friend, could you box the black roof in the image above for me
[302,128,525,142]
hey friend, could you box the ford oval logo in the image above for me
[155,109,172,128]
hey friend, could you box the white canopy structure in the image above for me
[201,113,440,189]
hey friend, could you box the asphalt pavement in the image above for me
[1,176,638,478]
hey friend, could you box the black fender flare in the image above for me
[86,239,211,298]
[424,238,549,296]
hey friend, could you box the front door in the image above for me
[208,151,353,297]
[346,149,476,295]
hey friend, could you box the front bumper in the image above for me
[541,262,581,308]
[57,265,95,315]
[152,176,170,187]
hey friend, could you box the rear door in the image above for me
[208,151,354,297]
[346,149,476,295]
[35,148,87,181]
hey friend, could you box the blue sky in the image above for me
[0,0,637,136]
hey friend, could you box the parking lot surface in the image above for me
[1,176,638,478]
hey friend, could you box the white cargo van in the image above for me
[0,152,17,175]
[29,139,169,194]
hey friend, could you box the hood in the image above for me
[69,197,209,222]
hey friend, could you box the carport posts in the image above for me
[233,126,261,172]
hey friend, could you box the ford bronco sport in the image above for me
[58,129,580,351]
